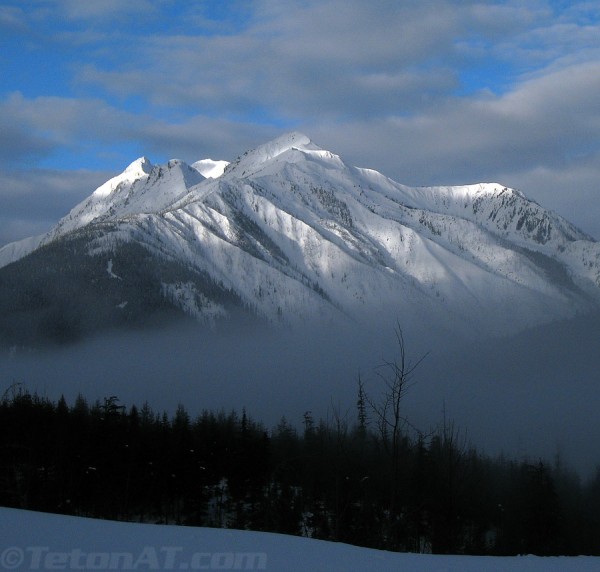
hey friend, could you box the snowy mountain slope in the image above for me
[1,132,599,345]
[0,232,45,269]
[0,158,211,270]
[46,157,206,239]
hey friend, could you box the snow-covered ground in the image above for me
[0,508,598,571]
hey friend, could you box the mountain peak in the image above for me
[224,131,320,177]
[125,156,153,177]
[268,131,313,151]
[89,157,153,201]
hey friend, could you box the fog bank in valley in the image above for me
[1,312,599,478]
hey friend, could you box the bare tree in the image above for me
[364,324,428,547]
[367,326,427,451]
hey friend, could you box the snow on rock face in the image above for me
[43,158,205,243]
[353,173,590,250]
[124,155,153,176]
[161,281,228,325]
[93,157,153,199]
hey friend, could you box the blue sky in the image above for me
[1,0,600,245]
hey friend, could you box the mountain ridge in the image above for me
[1,132,599,346]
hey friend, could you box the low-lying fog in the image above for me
[2,312,599,478]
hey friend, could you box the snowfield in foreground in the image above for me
[0,508,598,571]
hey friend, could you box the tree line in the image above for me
[1,382,599,556]
[0,233,248,347]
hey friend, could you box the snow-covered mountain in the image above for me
[1,132,599,346]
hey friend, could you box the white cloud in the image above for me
[74,0,472,119]
[69,0,600,125]
[0,92,137,146]
[0,168,113,245]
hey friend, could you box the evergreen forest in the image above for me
[2,378,600,556]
